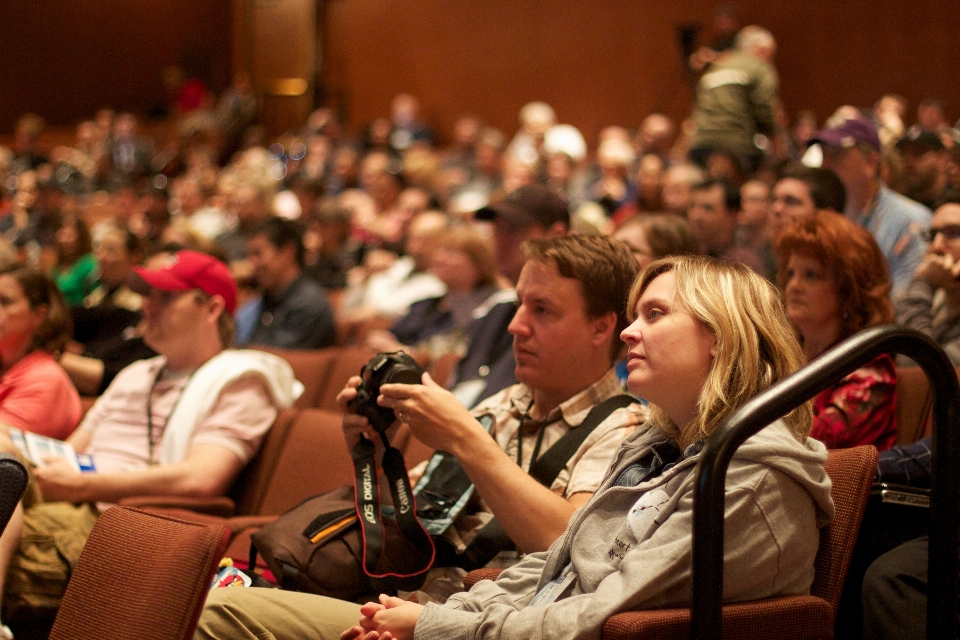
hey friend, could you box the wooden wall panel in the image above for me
[1,0,959,148]
[323,0,960,145]
[322,0,708,144]
[240,0,318,137]
[0,0,233,132]
[754,1,960,120]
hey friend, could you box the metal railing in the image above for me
[690,325,959,640]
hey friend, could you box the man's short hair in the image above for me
[251,217,306,268]
[522,235,639,362]
[781,166,847,213]
[693,178,741,212]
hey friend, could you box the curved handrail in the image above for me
[690,325,959,640]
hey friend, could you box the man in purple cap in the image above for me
[811,117,931,294]
[0,250,303,620]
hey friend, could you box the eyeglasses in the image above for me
[921,225,960,243]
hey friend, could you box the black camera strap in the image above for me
[457,394,637,569]
[528,395,637,486]
[351,432,435,590]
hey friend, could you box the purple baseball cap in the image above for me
[809,117,881,152]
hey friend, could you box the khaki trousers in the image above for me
[195,587,363,640]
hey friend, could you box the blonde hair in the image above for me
[628,256,811,447]
[436,226,499,288]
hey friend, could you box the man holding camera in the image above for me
[198,234,648,639]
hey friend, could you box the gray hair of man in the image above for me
[736,25,776,58]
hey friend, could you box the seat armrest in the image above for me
[463,568,503,589]
[223,514,278,533]
[117,495,237,518]
[600,596,833,640]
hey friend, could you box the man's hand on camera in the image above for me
[377,372,481,456]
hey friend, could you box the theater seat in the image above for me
[249,346,339,409]
[315,346,377,411]
[893,365,960,445]
[894,366,932,445]
[121,408,358,567]
[49,507,228,640]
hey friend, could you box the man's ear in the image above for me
[547,222,567,237]
[205,294,227,322]
[591,311,618,349]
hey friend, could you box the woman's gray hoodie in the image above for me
[414,420,835,640]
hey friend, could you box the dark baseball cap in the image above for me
[475,184,570,230]
[896,128,946,153]
[128,250,238,314]
[809,117,881,152]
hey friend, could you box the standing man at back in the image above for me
[689,25,779,176]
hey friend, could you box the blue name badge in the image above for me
[77,454,96,473]
[529,563,576,607]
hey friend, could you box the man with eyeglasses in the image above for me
[896,201,960,365]
[0,250,303,623]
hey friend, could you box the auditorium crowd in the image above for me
[0,20,956,640]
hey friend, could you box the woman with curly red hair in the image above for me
[775,211,897,450]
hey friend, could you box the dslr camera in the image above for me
[348,352,425,432]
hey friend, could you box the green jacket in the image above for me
[55,252,99,306]
[692,51,778,158]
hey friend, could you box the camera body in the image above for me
[349,351,425,432]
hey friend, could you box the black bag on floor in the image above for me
[250,435,435,599]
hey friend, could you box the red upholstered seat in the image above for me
[249,346,339,409]
[49,507,229,640]
[315,346,377,411]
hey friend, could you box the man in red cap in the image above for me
[0,250,304,622]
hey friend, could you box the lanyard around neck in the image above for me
[515,398,547,470]
[145,365,194,465]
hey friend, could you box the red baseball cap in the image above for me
[128,250,237,314]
